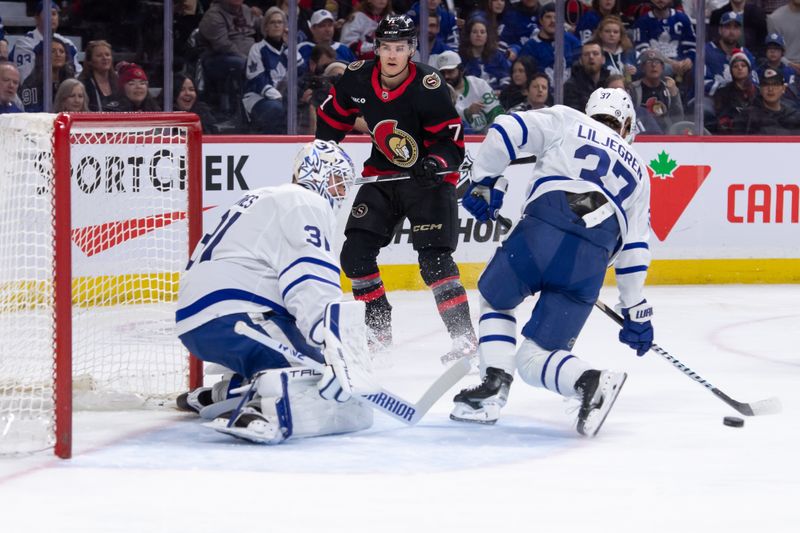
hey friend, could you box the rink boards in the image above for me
[198,135,800,287]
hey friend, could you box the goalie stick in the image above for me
[353,155,537,186]
[594,300,782,416]
[233,321,471,425]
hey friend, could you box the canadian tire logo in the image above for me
[648,151,711,241]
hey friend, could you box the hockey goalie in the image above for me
[175,140,379,444]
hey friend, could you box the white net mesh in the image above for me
[0,114,193,455]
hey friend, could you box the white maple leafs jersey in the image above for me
[176,184,342,349]
[472,106,652,307]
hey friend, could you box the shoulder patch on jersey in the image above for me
[422,73,441,90]
[352,203,368,218]
[348,60,365,71]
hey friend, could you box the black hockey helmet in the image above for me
[375,14,417,44]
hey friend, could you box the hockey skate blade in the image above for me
[449,403,501,425]
[202,418,284,445]
[578,372,627,438]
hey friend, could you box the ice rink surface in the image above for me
[1,285,798,533]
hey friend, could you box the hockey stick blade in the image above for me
[593,300,782,417]
[234,321,471,425]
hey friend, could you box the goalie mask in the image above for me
[293,140,355,207]
[585,88,637,143]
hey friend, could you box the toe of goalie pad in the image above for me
[204,407,287,445]
[576,371,627,438]
[449,402,501,425]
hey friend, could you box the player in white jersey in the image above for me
[175,140,374,444]
[451,88,654,437]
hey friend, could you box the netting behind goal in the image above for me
[0,113,203,458]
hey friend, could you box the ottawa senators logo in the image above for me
[422,73,441,90]
[371,120,418,168]
[348,60,365,71]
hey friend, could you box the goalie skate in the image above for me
[176,376,244,414]
[574,369,627,437]
[450,367,513,424]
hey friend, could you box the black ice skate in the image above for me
[176,375,244,415]
[574,369,627,437]
[450,367,513,424]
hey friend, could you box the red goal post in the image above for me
[0,112,204,459]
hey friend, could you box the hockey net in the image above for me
[0,113,203,458]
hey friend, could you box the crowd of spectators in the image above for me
[0,0,798,134]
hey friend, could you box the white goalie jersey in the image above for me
[472,106,652,308]
[176,183,342,348]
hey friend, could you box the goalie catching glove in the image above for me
[616,300,654,356]
[461,176,509,222]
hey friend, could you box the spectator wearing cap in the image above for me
[0,61,23,114]
[197,0,262,111]
[742,66,800,133]
[704,12,758,97]
[605,73,664,135]
[10,1,82,84]
[435,49,504,134]
[629,48,684,132]
[632,0,695,81]
[243,7,304,134]
[518,3,581,85]
[713,51,758,133]
[564,40,611,111]
[757,33,797,86]
[459,16,512,90]
[298,10,356,71]
[767,0,800,66]
[709,0,768,57]
[116,63,161,112]
[340,0,393,61]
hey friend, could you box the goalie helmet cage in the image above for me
[0,112,204,459]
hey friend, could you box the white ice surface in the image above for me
[1,285,798,533]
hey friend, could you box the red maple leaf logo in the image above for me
[647,151,711,241]
[72,207,215,257]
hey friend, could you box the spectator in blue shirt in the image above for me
[518,3,581,85]
[460,16,512,90]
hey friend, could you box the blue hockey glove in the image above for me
[411,156,445,188]
[461,176,508,222]
[617,300,654,356]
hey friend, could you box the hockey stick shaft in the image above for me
[354,155,538,186]
[234,321,470,425]
[593,300,781,416]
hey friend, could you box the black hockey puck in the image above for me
[723,416,744,428]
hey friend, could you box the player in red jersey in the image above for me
[316,14,476,363]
